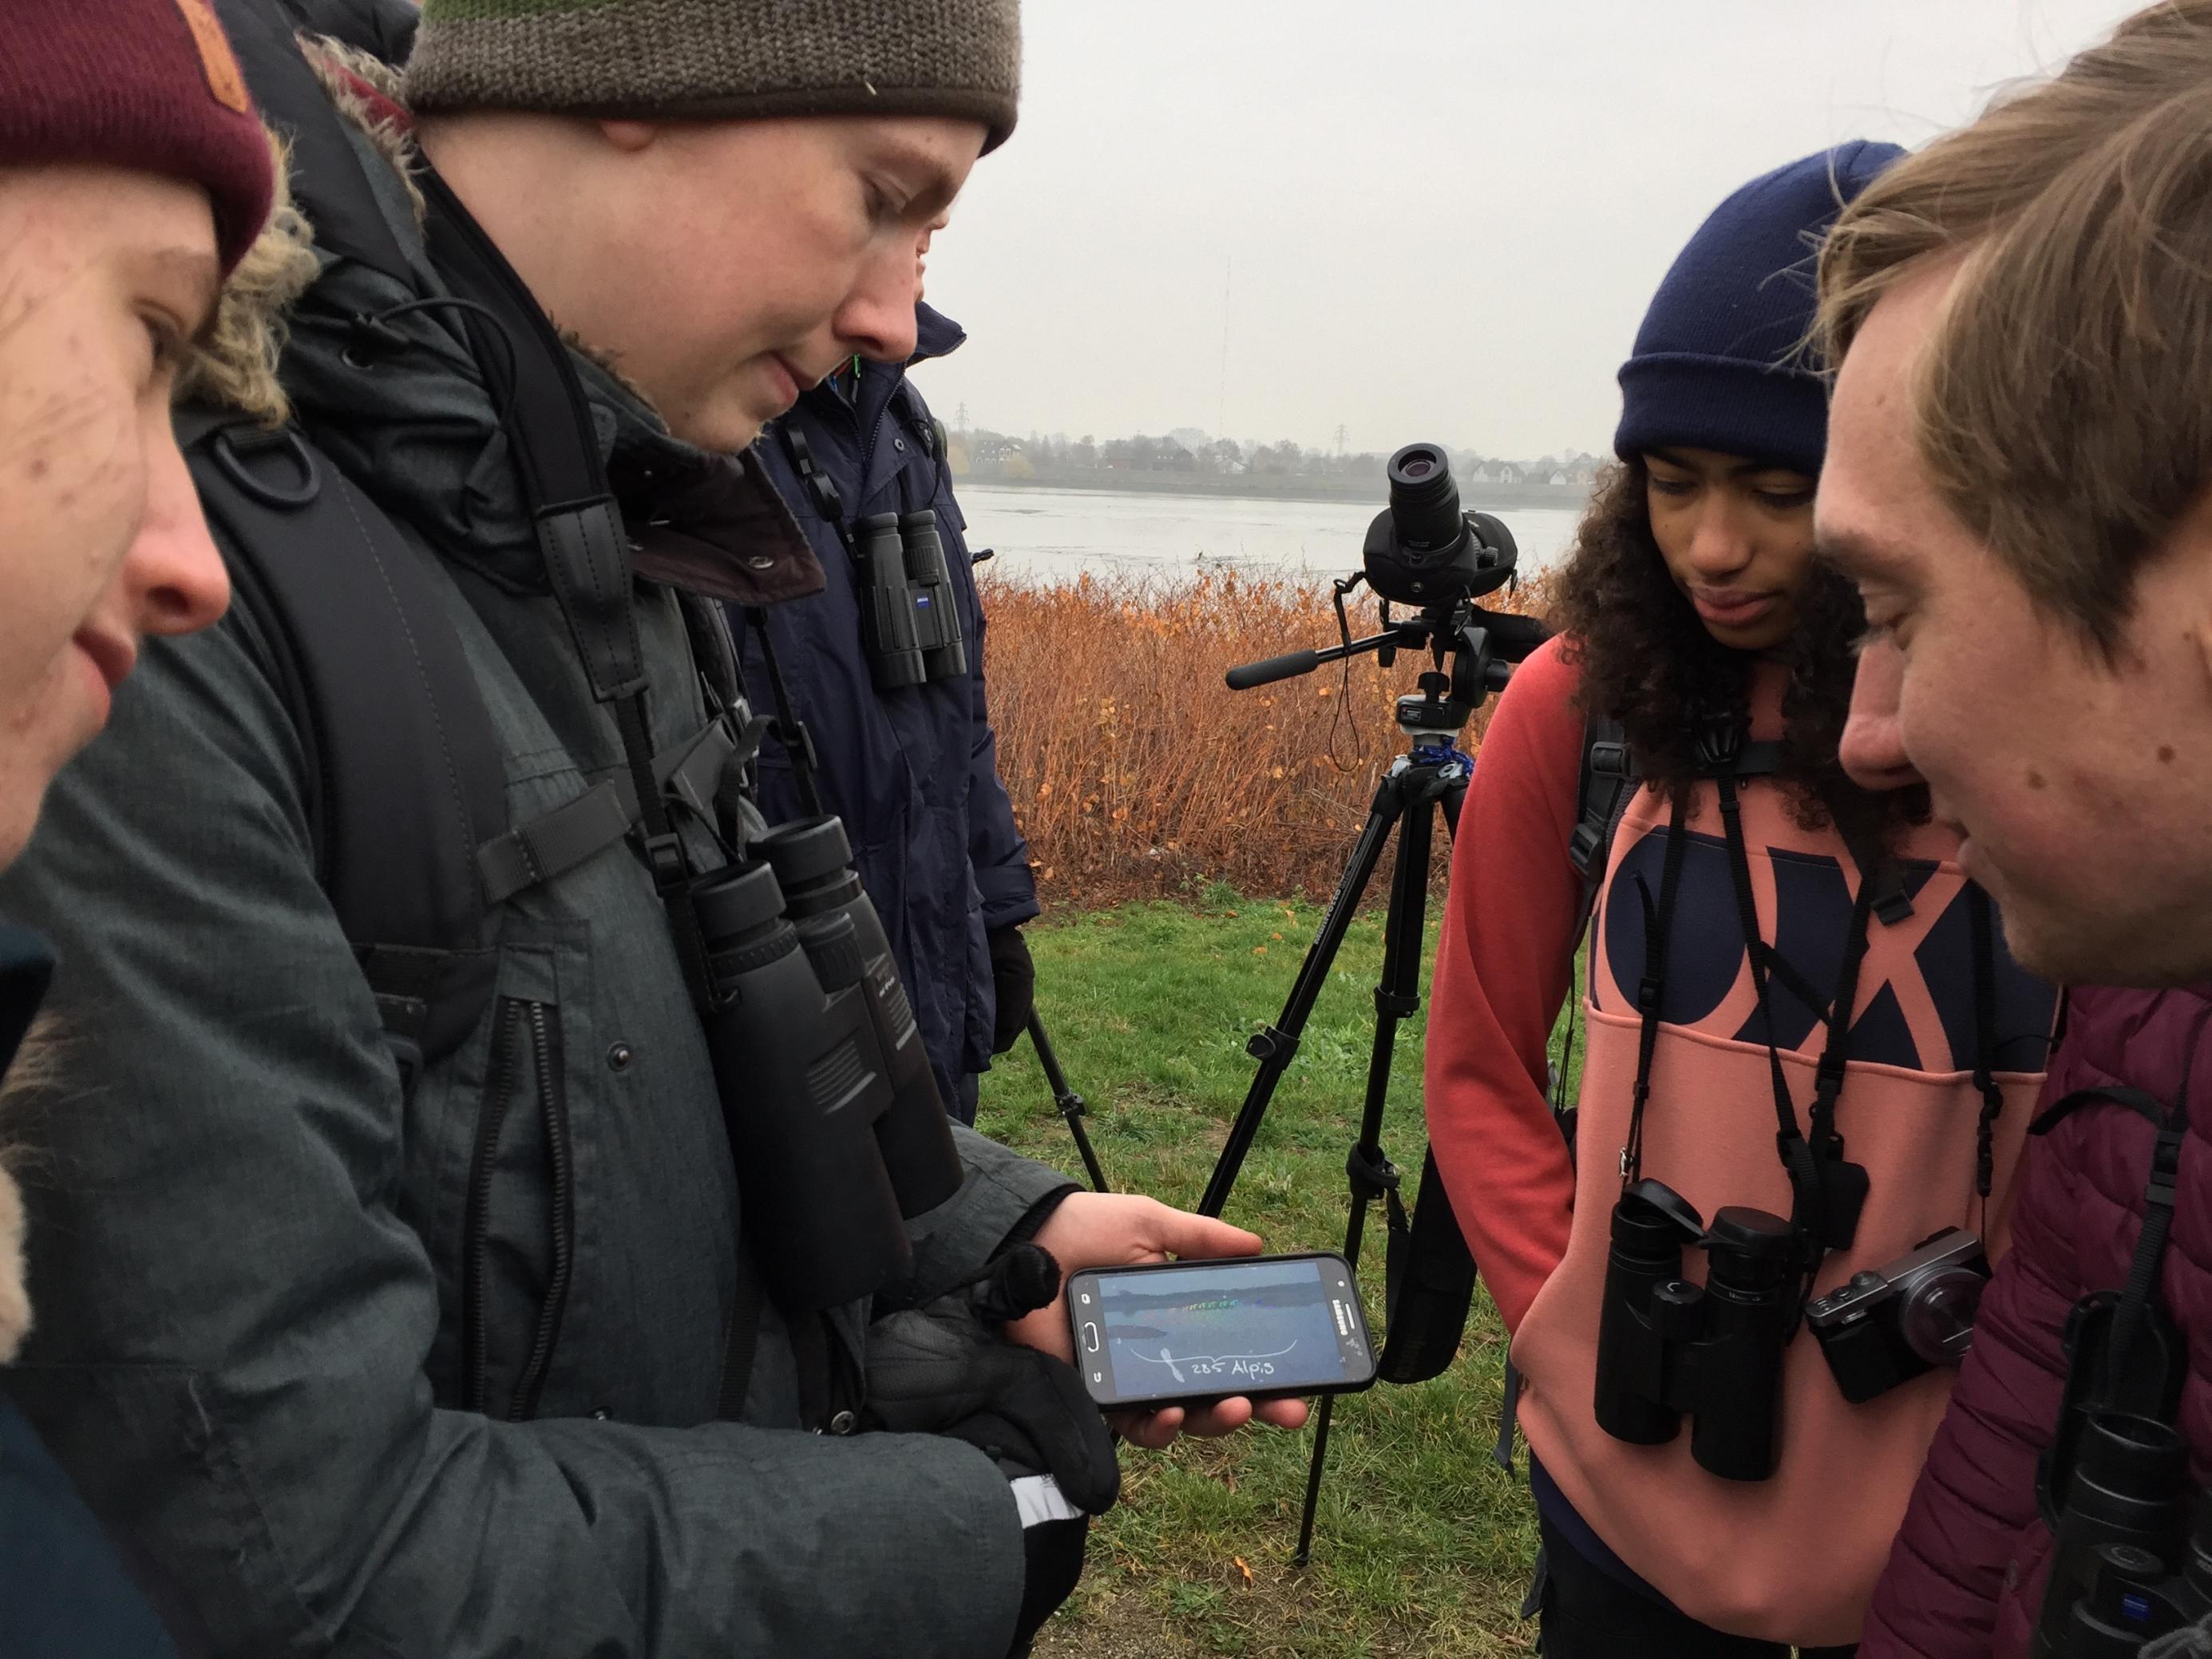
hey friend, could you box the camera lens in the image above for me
[1399,457,1435,480]
[1898,1267,1987,1364]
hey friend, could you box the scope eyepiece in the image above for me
[1386,441,1467,556]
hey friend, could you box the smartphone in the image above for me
[1064,1251,1379,1411]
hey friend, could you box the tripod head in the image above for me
[1225,441,1551,719]
[1225,577,1552,723]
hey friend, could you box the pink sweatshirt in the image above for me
[1424,635,2054,1646]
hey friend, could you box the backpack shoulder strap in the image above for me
[1565,716,1788,932]
[1567,713,1634,939]
[178,405,506,1075]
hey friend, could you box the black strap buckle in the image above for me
[1695,717,1743,773]
[2148,1125,2186,1207]
[1589,739,1632,780]
[1814,1051,1850,1107]
[641,830,688,891]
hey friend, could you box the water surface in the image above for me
[956,484,1585,587]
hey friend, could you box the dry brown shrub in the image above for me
[981,568,1555,905]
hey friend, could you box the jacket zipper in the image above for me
[461,998,523,1414]
[508,1000,574,1421]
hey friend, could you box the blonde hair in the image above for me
[1816,0,2212,651]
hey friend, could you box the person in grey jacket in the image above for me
[0,4,1302,1656]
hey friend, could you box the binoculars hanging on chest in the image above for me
[687,814,964,1311]
[855,509,968,691]
[1593,1178,1802,1483]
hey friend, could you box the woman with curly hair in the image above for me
[1423,145,2058,1657]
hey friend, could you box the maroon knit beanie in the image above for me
[0,0,275,274]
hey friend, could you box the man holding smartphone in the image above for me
[0,2,1305,1656]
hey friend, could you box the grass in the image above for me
[977,569,1554,908]
[975,897,1585,1659]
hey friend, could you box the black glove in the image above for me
[864,1248,1118,1511]
[988,925,1035,1055]
[865,1248,1119,1654]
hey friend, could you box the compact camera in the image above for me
[1805,1228,1990,1404]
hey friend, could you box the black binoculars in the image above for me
[856,508,968,691]
[690,814,964,1310]
[1593,1178,1802,1483]
[2035,1412,2211,1655]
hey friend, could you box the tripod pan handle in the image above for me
[1227,650,1320,690]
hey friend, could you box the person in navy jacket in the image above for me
[742,290,1038,1122]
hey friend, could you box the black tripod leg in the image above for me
[1198,770,1408,1220]
[1027,1011,1108,1194]
[1296,772,1446,1566]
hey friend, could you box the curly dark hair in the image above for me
[1554,457,1927,862]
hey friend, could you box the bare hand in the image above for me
[1008,1193,1312,1447]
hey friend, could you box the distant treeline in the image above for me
[944,428,1608,493]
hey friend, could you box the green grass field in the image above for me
[975,897,1582,1659]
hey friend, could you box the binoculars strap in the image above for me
[417,165,720,1015]
[1969,888,2006,1203]
[742,608,827,821]
[2032,1065,2198,1401]
[1712,763,1875,1260]
[1620,794,1692,1188]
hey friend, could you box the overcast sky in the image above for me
[916,0,2146,461]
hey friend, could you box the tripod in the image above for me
[1200,593,1531,1565]
[1027,1011,1108,1193]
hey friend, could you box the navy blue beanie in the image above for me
[1614,140,1904,479]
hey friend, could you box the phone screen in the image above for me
[1071,1256,1373,1403]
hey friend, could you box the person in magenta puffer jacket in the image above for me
[1853,987,2212,1657]
[1807,2,2212,1655]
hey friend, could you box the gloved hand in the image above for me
[865,1247,1118,1654]
[988,925,1035,1055]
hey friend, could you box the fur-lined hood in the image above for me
[176,129,320,427]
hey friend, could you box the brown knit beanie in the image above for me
[406,0,1021,152]
[0,0,274,274]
